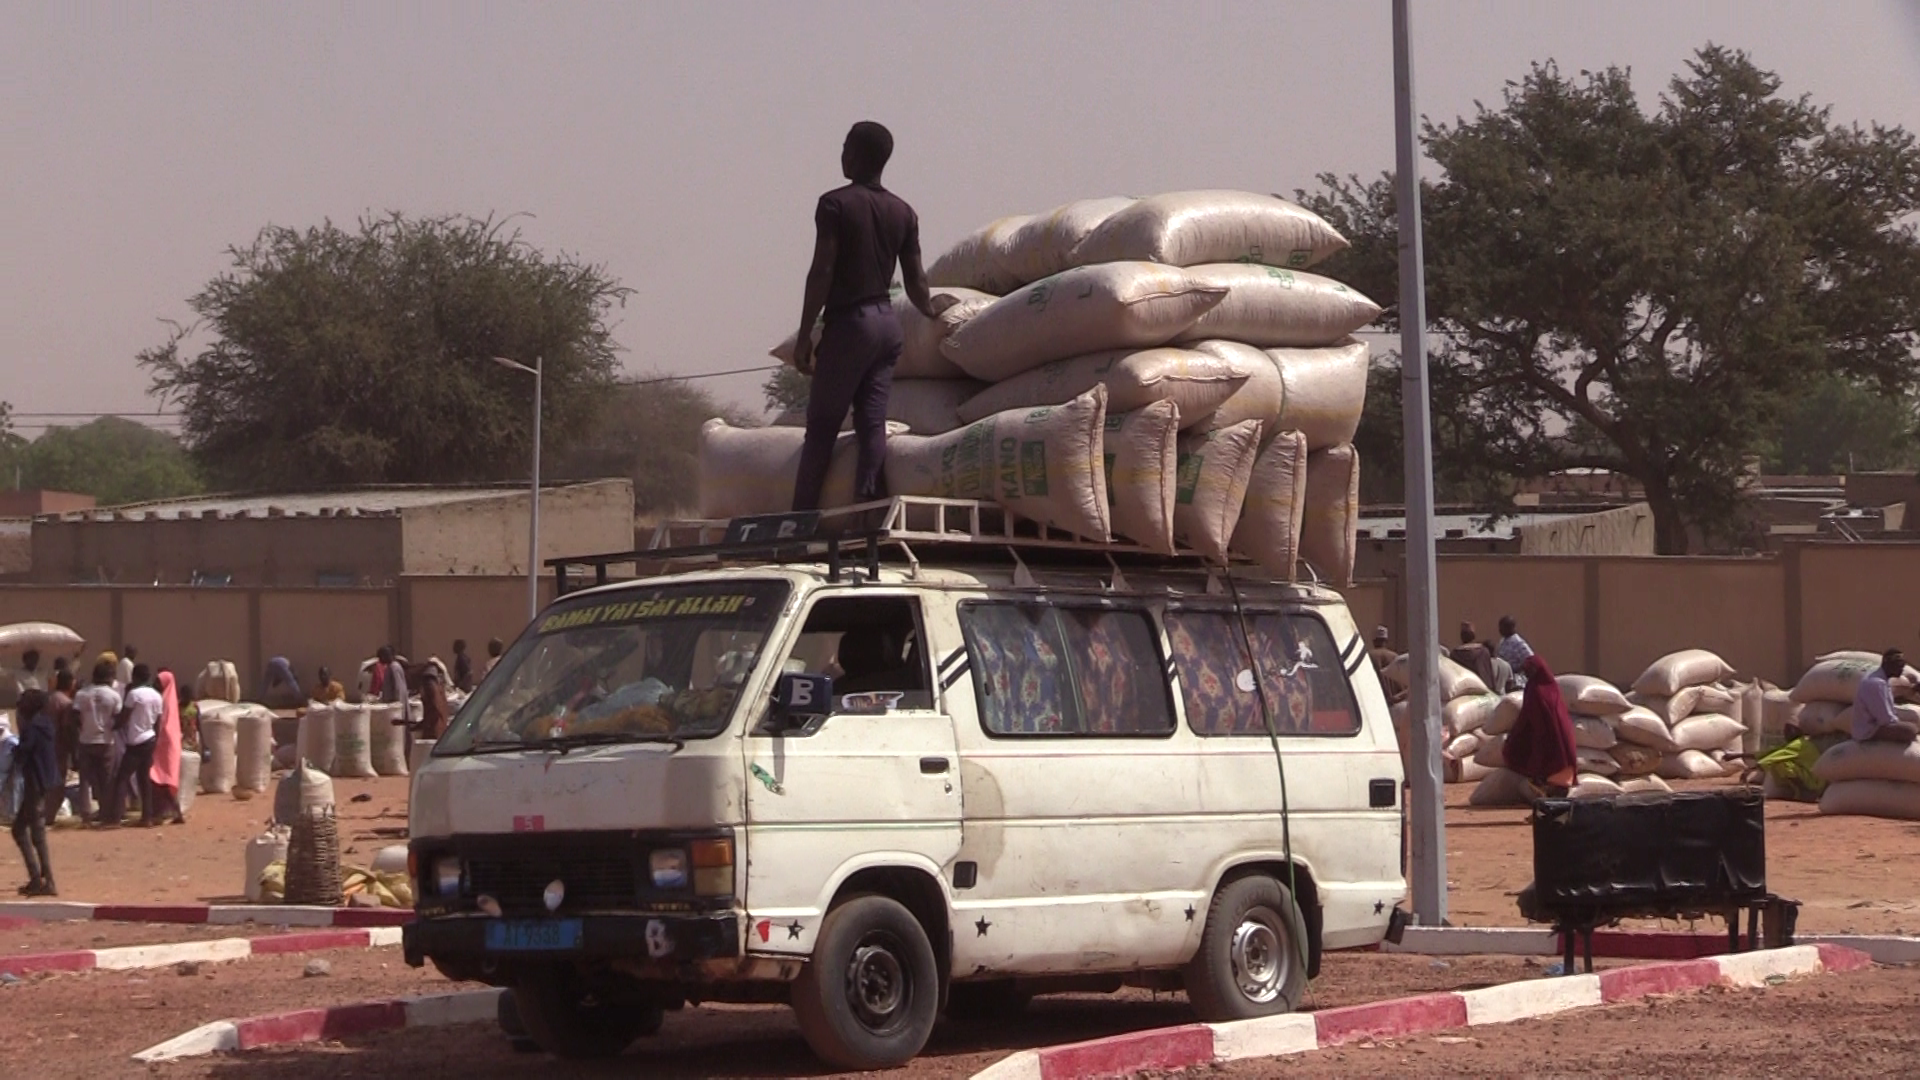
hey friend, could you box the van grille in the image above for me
[464,852,641,915]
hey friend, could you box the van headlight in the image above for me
[650,848,689,889]
[433,856,462,898]
[690,837,734,897]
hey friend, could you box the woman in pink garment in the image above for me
[147,670,186,825]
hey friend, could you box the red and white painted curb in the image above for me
[0,900,410,928]
[1,926,402,978]
[133,988,503,1063]
[969,943,1872,1080]
[1383,924,1920,966]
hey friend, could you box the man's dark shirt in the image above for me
[817,182,920,312]
[1449,642,1498,690]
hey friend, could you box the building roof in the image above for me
[41,484,550,522]
[1356,510,1594,542]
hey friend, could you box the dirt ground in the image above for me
[4,919,352,957]
[1182,963,1920,1078]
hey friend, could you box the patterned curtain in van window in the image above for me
[961,604,1071,734]
[1055,609,1173,735]
[1165,610,1262,735]
[1248,615,1316,735]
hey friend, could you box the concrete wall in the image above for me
[260,590,397,695]
[400,479,634,577]
[1433,558,1590,678]
[29,515,403,586]
[121,590,255,690]
[402,576,557,665]
[1594,559,1787,687]
[0,588,114,661]
[1796,544,1920,674]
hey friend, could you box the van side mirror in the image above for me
[768,672,833,736]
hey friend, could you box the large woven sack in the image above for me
[1670,713,1744,752]
[1230,431,1308,580]
[1572,715,1618,750]
[956,346,1248,429]
[1444,693,1502,736]
[1814,739,1920,785]
[1269,340,1370,450]
[1571,774,1624,799]
[1761,688,1800,750]
[1189,341,1285,435]
[198,709,238,794]
[1485,691,1524,737]
[1657,748,1727,780]
[1445,731,1481,760]
[364,703,408,777]
[272,763,335,826]
[885,386,1111,541]
[697,419,908,518]
[195,661,242,704]
[1172,420,1261,561]
[1692,685,1737,715]
[940,263,1228,382]
[928,214,1033,294]
[1104,403,1179,554]
[1576,748,1619,776]
[1558,675,1631,717]
[297,706,336,776]
[1610,743,1663,777]
[771,288,995,381]
[233,707,275,794]
[176,753,199,815]
[1472,733,1507,769]
[1631,649,1735,697]
[331,707,376,779]
[1469,767,1539,807]
[1614,707,1679,752]
[1740,681,1765,756]
[1176,265,1381,348]
[1071,190,1348,271]
[1619,775,1673,795]
[1629,687,1697,726]
[1791,654,1920,705]
[244,828,289,903]
[773,379,986,437]
[930,197,1134,293]
[1818,778,1920,821]
[1383,652,1491,700]
[1297,445,1359,586]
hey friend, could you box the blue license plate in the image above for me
[484,919,583,952]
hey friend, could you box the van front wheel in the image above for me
[792,895,940,1070]
[1184,875,1308,1020]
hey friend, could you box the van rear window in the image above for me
[959,602,1174,737]
[1165,610,1361,737]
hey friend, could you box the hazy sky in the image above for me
[5,1,1919,438]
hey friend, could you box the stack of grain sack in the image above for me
[1626,649,1758,783]
[1803,651,1920,820]
[1379,653,1500,786]
[698,190,1378,583]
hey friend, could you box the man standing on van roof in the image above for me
[790,121,955,512]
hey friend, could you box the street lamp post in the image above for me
[493,356,543,621]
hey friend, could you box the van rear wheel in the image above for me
[792,895,939,1070]
[1184,875,1307,1021]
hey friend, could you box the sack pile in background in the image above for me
[1797,650,1920,820]
[699,190,1379,583]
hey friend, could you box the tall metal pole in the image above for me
[528,356,543,621]
[1393,0,1447,926]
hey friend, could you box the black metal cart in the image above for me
[1520,787,1799,974]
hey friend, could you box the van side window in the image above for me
[959,602,1173,737]
[1165,610,1362,737]
[781,596,933,713]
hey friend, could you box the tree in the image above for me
[17,417,202,506]
[140,214,629,490]
[762,365,809,415]
[547,375,753,515]
[1307,47,1920,552]
[1763,374,1917,475]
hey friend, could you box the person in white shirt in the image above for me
[105,664,163,827]
[115,646,136,695]
[72,661,121,824]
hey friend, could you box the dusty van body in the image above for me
[405,505,1405,1068]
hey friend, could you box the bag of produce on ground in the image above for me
[1670,713,1745,753]
[1631,649,1735,698]
[1818,778,1920,821]
[1558,674,1631,717]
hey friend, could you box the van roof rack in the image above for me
[546,495,1264,595]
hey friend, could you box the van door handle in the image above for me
[920,757,949,775]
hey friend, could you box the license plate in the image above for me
[484,919,583,952]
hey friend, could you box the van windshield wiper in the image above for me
[463,731,685,756]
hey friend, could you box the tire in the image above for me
[792,895,940,1070]
[944,981,1031,1023]
[511,969,666,1060]
[1184,875,1309,1021]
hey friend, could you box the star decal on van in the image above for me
[975,917,991,937]
[786,921,804,940]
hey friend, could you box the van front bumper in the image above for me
[404,912,741,968]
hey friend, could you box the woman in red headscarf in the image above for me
[1502,654,1580,797]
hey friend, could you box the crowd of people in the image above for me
[1,632,514,897]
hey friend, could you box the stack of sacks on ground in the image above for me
[1795,651,1920,820]
[1625,649,1757,782]
[1379,653,1500,787]
[1465,672,1670,806]
[709,190,1377,580]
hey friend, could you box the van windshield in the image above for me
[435,580,791,755]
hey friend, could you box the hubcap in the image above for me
[1231,910,1288,1003]
[845,935,908,1031]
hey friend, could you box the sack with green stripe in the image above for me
[1103,401,1179,554]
